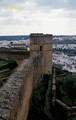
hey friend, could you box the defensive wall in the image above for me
[0,33,53,120]
[0,48,30,65]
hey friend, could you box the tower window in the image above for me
[40,46,42,51]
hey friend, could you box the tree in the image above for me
[61,75,76,104]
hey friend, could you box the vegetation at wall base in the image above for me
[56,74,76,106]
[28,75,52,120]
[55,65,76,120]
[0,59,18,87]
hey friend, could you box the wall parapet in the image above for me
[0,57,33,120]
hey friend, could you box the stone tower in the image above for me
[30,33,52,75]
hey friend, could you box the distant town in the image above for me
[53,36,76,73]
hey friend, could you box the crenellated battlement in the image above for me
[30,33,52,44]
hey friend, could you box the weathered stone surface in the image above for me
[0,108,10,120]
[30,33,53,75]
[0,58,33,120]
[0,33,52,120]
[0,48,30,65]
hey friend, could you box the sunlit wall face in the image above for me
[0,0,76,35]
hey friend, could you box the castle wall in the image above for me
[0,33,52,120]
[0,48,30,65]
[0,54,43,120]
[0,58,33,120]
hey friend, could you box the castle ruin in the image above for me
[0,33,53,120]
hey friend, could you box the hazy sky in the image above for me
[0,0,76,35]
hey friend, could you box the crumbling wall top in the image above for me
[30,33,53,44]
[30,33,52,37]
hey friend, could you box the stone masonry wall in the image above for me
[0,33,52,120]
[0,48,30,65]
[0,54,43,120]
[0,57,33,120]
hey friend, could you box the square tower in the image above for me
[30,33,53,75]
